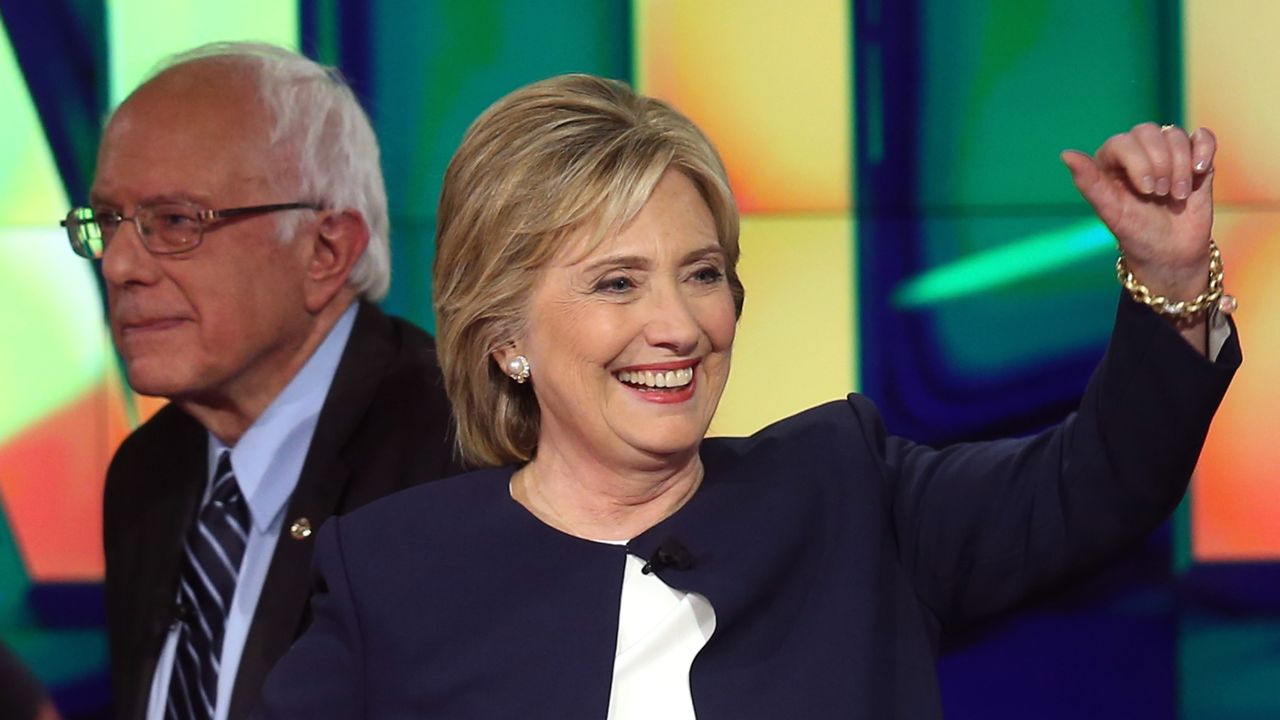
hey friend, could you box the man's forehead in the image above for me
[93,63,281,200]
[113,62,265,130]
[135,57,260,101]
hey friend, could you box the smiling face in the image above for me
[505,169,737,470]
[92,62,316,411]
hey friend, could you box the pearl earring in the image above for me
[505,355,531,384]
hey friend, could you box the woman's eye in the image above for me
[596,276,635,293]
[692,266,724,284]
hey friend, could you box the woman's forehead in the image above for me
[553,170,717,264]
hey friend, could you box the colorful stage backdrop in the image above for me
[0,1,1275,717]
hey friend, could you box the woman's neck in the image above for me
[511,447,703,542]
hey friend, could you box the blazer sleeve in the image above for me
[869,294,1239,627]
[253,518,365,719]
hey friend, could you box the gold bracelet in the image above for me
[1116,239,1237,324]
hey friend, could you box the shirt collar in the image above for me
[208,302,360,533]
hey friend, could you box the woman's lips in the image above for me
[613,360,699,403]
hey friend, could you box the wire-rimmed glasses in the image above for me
[60,201,320,259]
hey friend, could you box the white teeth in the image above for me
[615,366,694,389]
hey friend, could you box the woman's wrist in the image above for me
[1117,239,1234,328]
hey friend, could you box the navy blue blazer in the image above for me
[256,297,1238,719]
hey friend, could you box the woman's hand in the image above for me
[1062,123,1218,352]
[1062,123,1215,291]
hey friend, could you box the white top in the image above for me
[145,303,357,720]
[606,549,717,719]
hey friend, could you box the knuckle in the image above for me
[1103,132,1129,150]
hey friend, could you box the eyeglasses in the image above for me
[59,201,320,259]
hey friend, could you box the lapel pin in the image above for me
[289,517,313,540]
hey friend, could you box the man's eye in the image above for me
[155,213,198,229]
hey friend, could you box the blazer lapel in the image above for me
[226,452,354,720]
[227,302,394,720]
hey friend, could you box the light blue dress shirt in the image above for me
[145,302,358,720]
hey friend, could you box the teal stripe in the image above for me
[5,627,107,688]
[892,219,1114,308]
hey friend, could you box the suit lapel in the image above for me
[119,410,207,720]
[228,302,394,720]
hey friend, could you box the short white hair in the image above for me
[144,41,391,300]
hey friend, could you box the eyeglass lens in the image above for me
[64,204,203,259]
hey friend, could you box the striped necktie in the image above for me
[165,451,249,720]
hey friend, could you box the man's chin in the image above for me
[123,365,193,401]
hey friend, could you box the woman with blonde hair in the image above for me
[257,75,1237,718]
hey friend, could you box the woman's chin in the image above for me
[615,423,709,464]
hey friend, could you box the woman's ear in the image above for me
[304,209,370,312]
[492,345,531,384]
[492,346,519,371]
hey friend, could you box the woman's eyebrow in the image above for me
[580,254,651,273]
[681,245,726,265]
[576,243,722,273]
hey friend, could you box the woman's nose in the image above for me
[642,284,701,353]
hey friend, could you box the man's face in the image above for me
[92,64,316,411]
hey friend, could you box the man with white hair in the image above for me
[63,43,458,720]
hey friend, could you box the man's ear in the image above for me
[304,209,370,313]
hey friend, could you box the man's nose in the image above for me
[100,220,161,287]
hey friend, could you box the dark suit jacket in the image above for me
[103,301,461,720]
[255,296,1238,719]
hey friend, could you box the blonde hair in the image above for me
[433,74,743,467]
